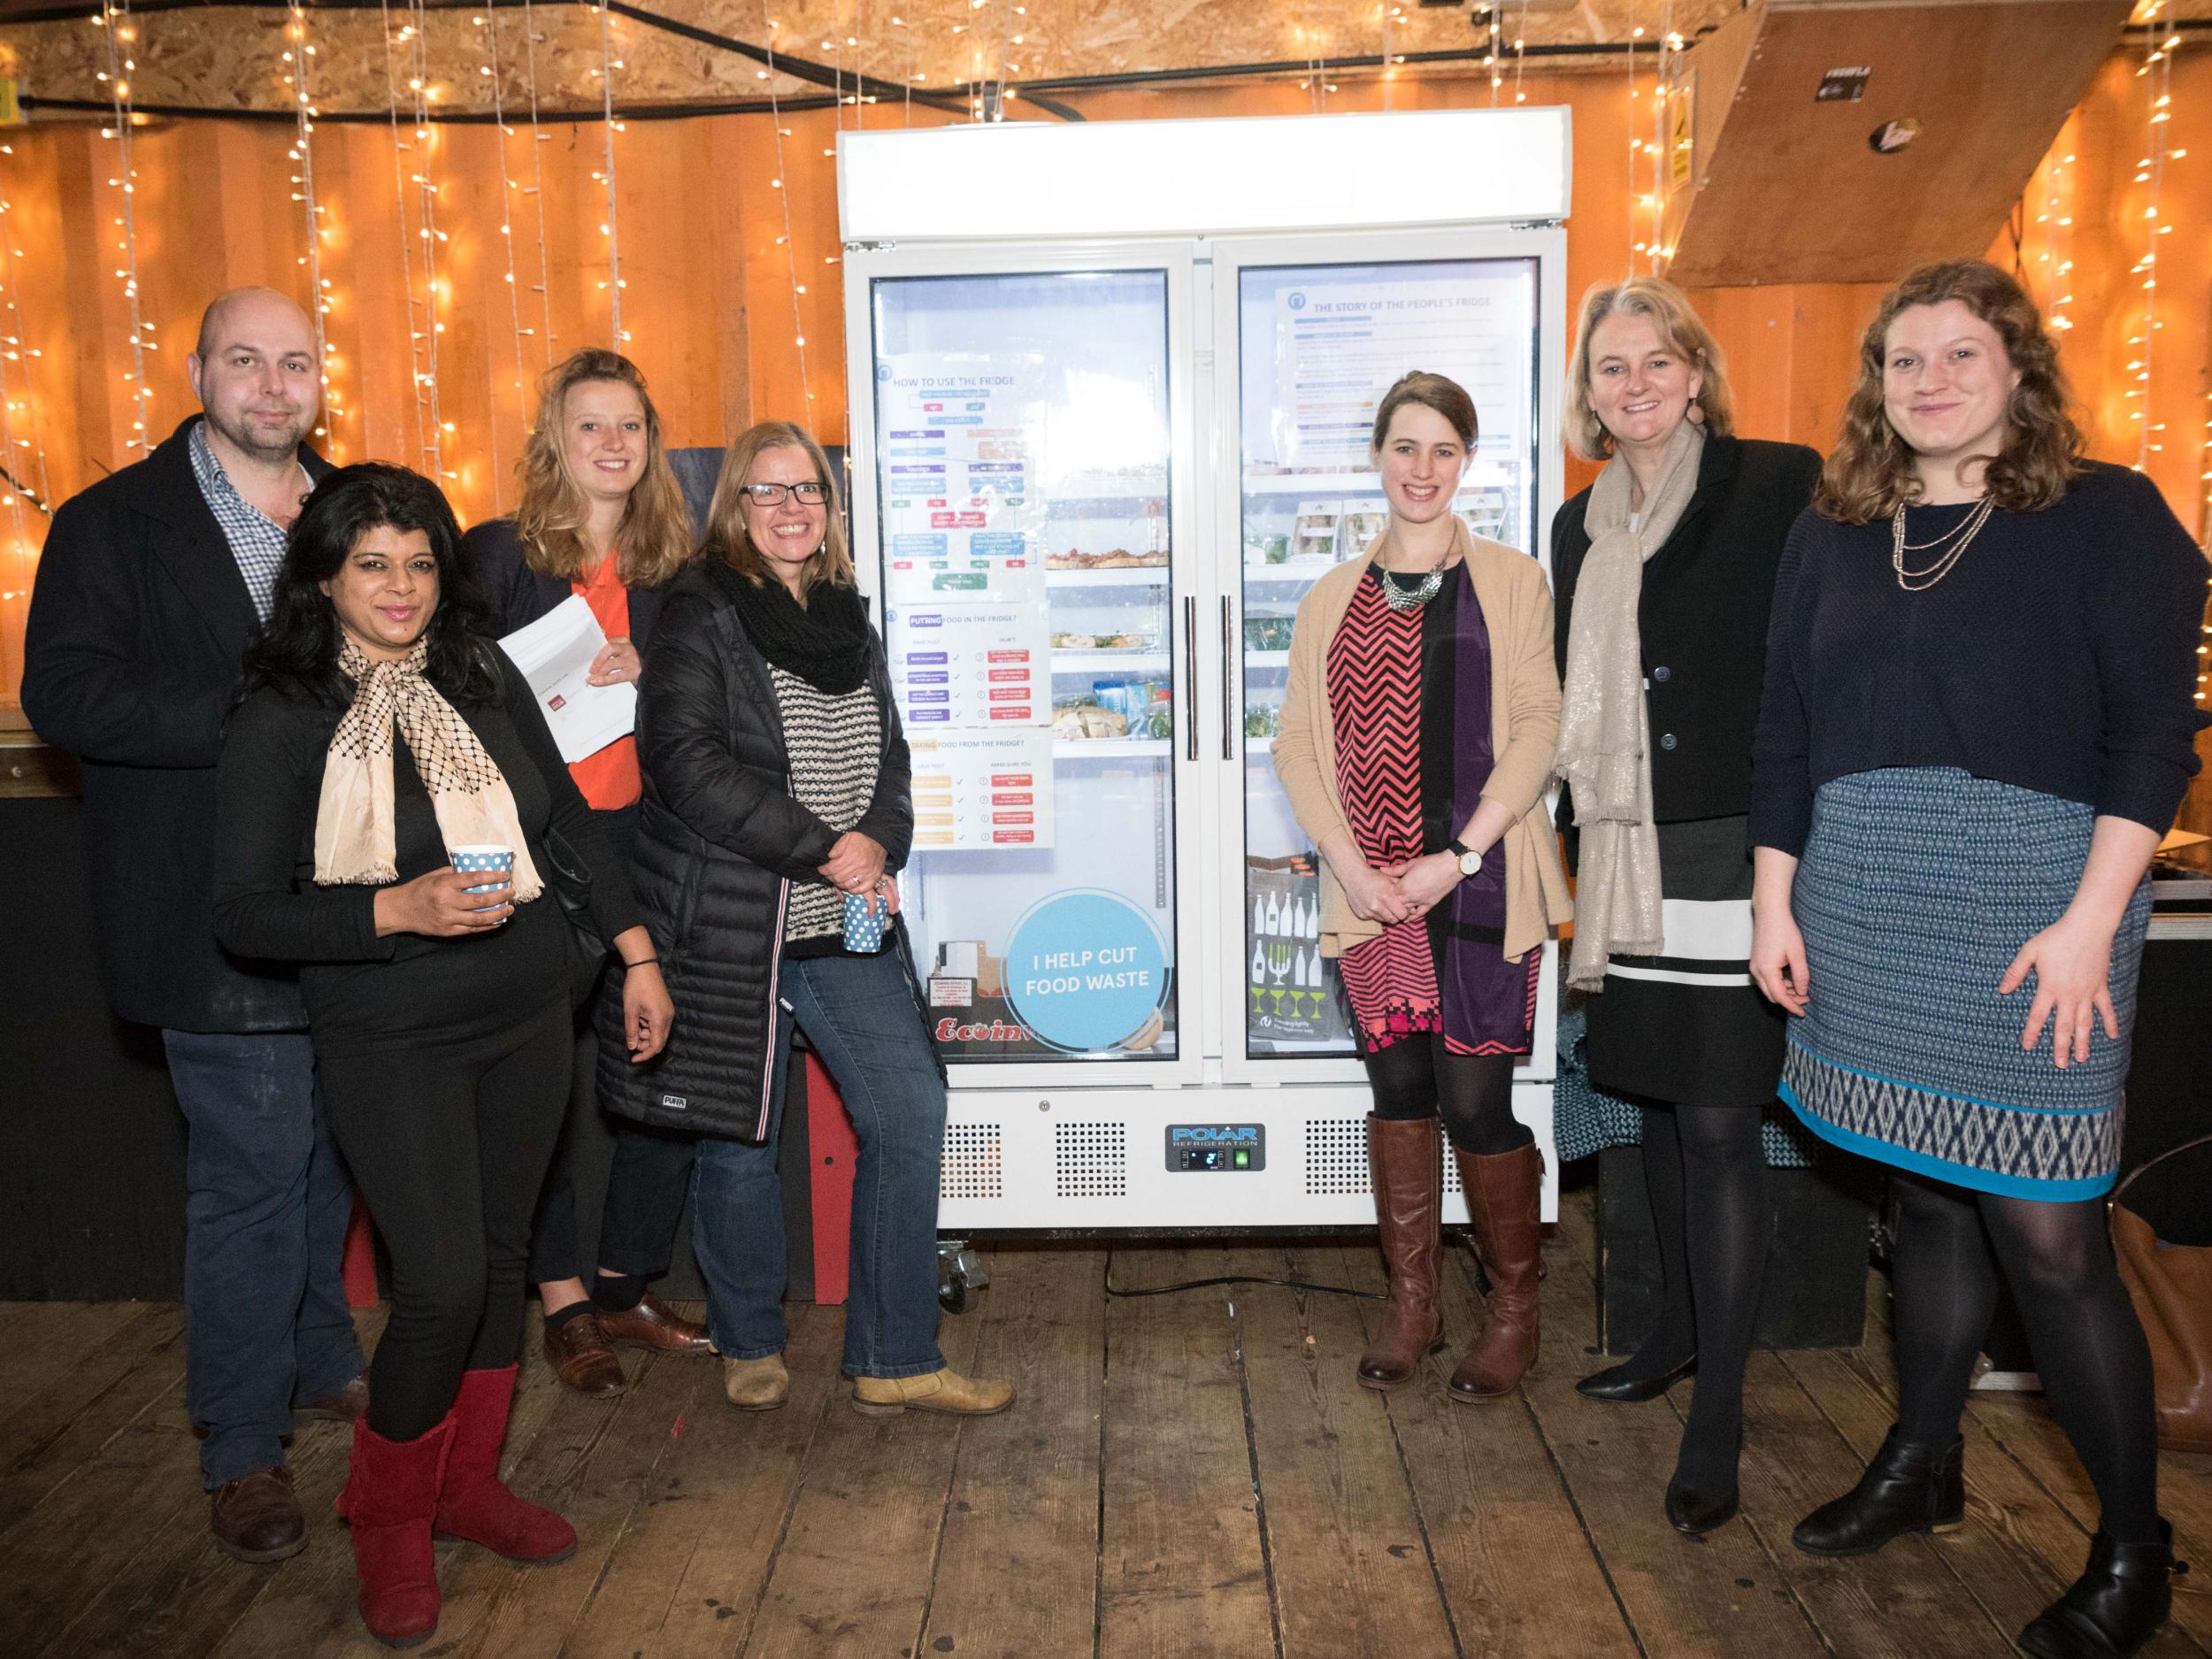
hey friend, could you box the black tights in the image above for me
[1889,1171,2161,1544]
[1616,1102,1770,1491]
[1362,1033,1531,1156]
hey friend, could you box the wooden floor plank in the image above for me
[916,1246,1109,1659]
[207,1307,597,1659]
[1096,1247,1279,1659]
[0,1358,204,1649]
[1517,1216,1832,1659]
[458,1342,722,1659]
[591,1305,844,1659]
[1233,1241,1458,1659]
[1850,1282,2210,1657]
[0,1302,152,1438]
[0,1304,187,1534]
[1368,1236,1642,1659]
[1733,1348,2014,1658]
[737,1286,992,1659]
[34,1308,387,1659]
[1780,1344,2082,1645]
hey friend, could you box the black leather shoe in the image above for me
[2019,1520,2182,1659]
[209,1465,308,1563]
[1793,1428,1963,1557]
[1665,1478,1740,1537]
[1577,1352,1697,1404]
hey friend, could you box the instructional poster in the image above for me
[878,352,1048,605]
[907,730,1056,849]
[1271,274,1533,472]
[885,602,1052,733]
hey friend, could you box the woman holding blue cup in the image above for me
[213,463,672,1648]
[597,419,1012,1421]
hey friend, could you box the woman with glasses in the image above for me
[596,421,1014,1419]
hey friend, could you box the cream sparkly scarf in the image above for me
[1555,419,1703,991]
[314,638,544,902]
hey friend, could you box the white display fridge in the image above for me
[837,108,1572,1227]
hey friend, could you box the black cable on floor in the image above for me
[1102,1249,1384,1301]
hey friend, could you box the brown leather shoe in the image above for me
[1448,1141,1544,1401]
[594,1290,713,1356]
[298,1372,370,1424]
[1357,1115,1447,1390]
[210,1464,308,1563]
[542,1310,628,1397]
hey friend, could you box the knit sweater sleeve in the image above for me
[2089,469,2211,832]
[1747,509,1821,857]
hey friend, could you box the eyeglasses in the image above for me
[741,481,827,506]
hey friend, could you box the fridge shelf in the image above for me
[1243,650,1290,671]
[1243,559,1344,582]
[1053,651,1171,673]
[1046,565,1172,588]
[1052,736,1173,759]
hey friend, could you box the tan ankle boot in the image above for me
[1358,1115,1446,1390]
[722,1354,789,1410]
[1449,1141,1543,1401]
[850,1367,1015,1417]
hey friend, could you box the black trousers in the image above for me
[319,994,572,1440]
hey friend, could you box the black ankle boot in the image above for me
[1792,1428,1964,1557]
[2019,1520,2182,1659]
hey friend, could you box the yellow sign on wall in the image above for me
[1668,70,1695,193]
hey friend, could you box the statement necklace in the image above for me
[1379,561,1445,613]
[1891,495,1996,592]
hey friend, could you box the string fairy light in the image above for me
[0,142,50,620]
[2032,121,2078,337]
[1624,7,1649,273]
[378,0,435,477]
[1510,0,1532,104]
[760,12,814,406]
[474,6,524,511]
[0,142,52,528]
[520,0,556,363]
[2127,0,2174,472]
[594,0,627,344]
[281,0,345,457]
[1648,3,1680,270]
[95,0,157,454]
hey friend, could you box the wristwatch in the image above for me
[1448,838,1482,878]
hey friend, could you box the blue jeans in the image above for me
[163,1031,366,1487]
[691,950,947,1379]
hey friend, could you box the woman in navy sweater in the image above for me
[1750,260,2206,1659]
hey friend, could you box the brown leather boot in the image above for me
[1357,1115,1446,1390]
[1449,1141,1543,1401]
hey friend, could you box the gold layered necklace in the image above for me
[1891,495,1995,592]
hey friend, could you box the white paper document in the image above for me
[498,595,637,764]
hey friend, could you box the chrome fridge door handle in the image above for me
[1221,596,1234,760]
[1183,596,1198,762]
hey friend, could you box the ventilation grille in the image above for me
[941,1123,1003,1201]
[1304,1117,1463,1195]
[1053,1120,1127,1199]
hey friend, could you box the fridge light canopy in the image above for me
[838,108,1571,243]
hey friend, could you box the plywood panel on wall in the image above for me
[1,49,2207,721]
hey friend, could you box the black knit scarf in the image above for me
[709,559,872,695]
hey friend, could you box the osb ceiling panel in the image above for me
[4,0,1751,118]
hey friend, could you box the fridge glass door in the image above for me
[1236,255,1542,1063]
[867,269,1183,1069]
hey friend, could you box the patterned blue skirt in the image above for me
[1780,767,2152,1202]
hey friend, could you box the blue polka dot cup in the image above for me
[450,844,515,910]
[841,889,888,954]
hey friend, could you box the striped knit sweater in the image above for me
[771,665,882,943]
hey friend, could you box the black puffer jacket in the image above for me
[596,565,917,1141]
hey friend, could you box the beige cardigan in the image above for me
[1271,519,1573,964]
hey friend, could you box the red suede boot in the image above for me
[434,1365,577,1563]
[334,1416,451,1649]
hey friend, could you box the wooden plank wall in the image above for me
[0,49,2206,730]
